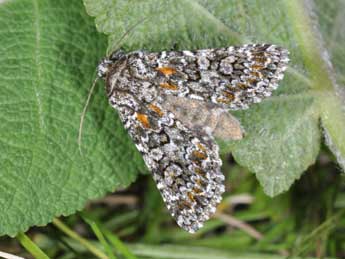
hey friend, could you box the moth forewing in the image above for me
[99,44,289,232]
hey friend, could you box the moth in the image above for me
[97,44,289,233]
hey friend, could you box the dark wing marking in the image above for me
[126,44,289,110]
[108,92,224,233]
[103,44,288,233]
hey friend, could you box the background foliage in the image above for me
[0,0,144,237]
[0,0,344,258]
[84,0,345,196]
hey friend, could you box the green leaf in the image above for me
[0,0,145,236]
[84,0,345,196]
[224,95,320,196]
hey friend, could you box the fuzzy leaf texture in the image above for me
[83,0,345,196]
[0,0,145,236]
[0,0,344,237]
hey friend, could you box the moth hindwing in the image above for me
[98,44,289,233]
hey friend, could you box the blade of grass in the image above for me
[117,225,138,238]
[83,216,117,259]
[104,230,138,259]
[290,209,345,257]
[52,218,108,259]
[185,233,252,250]
[141,178,165,243]
[215,212,263,240]
[104,210,139,230]
[59,235,137,259]
[127,243,331,259]
[81,212,137,259]
[156,219,224,242]
[16,232,50,259]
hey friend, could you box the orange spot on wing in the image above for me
[148,104,164,117]
[197,143,206,152]
[159,82,178,90]
[251,64,265,70]
[156,67,176,76]
[252,51,265,57]
[253,56,267,63]
[195,178,202,186]
[250,71,262,78]
[192,187,203,194]
[178,200,192,210]
[216,98,231,104]
[195,167,206,177]
[215,91,236,104]
[136,113,150,128]
[247,78,258,85]
[187,192,195,202]
[223,91,235,101]
[237,82,248,89]
[192,150,207,160]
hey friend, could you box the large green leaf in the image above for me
[1,0,344,237]
[83,0,345,196]
[0,0,145,236]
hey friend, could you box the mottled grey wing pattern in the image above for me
[107,91,224,233]
[101,44,289,233]
[126,44,289,110]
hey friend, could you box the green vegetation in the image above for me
[0,0,344,258]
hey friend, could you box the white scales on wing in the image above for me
[96,44,289,232]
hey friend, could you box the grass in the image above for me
[0,148,344,258]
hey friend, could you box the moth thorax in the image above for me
[97,58,113,79]
[97,49,126,79]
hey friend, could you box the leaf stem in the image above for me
[284,0,333,91]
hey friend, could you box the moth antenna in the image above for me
[78,16,149,154]
[107,16,149,56]
[78,76,99,154]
